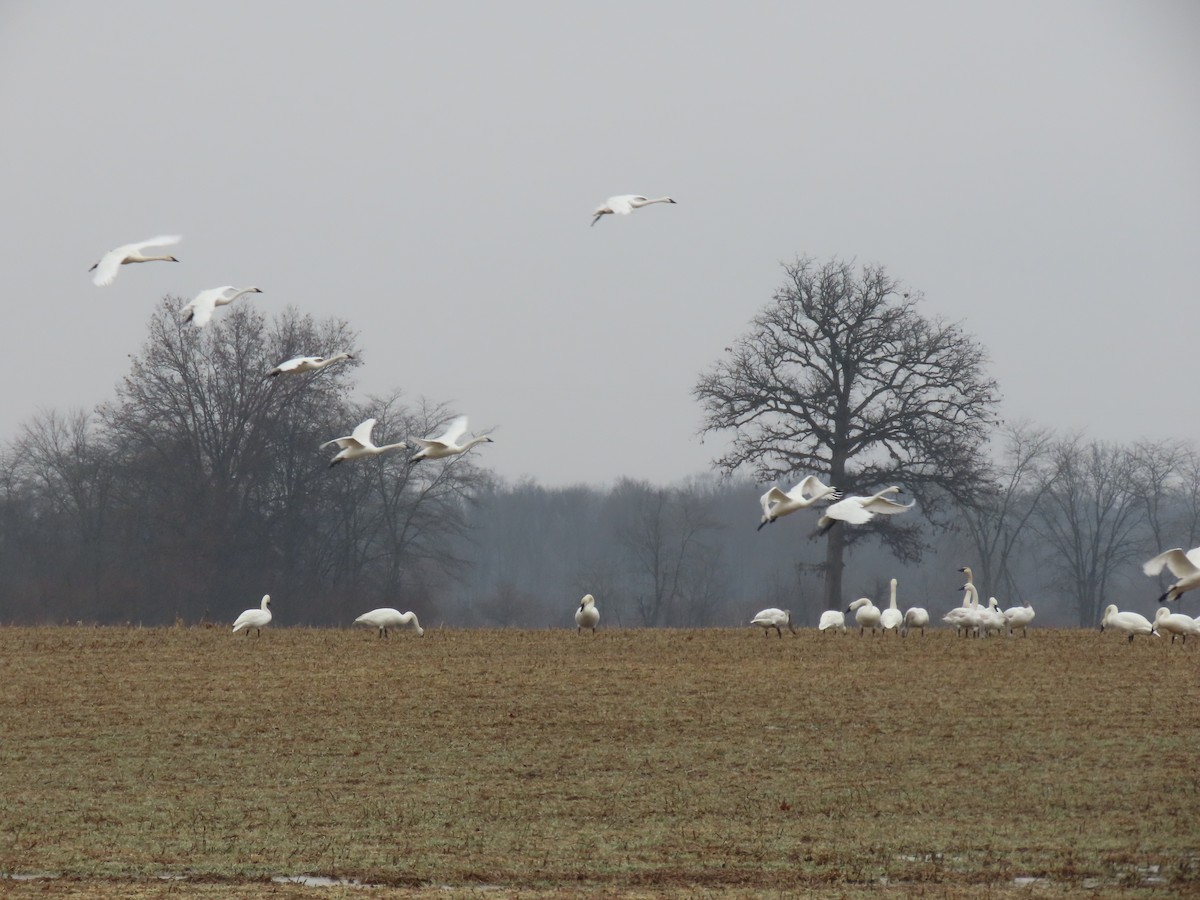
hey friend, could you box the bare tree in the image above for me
[695,257,999,608]
[1031,436,1147,626]
[956,421,1054,601]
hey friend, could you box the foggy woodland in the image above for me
[2,263,1195,629]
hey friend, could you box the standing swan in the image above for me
[89,234,181,286]
[750,608,796,637]
[181,286,263,328]
[1100,604,1158,643]
[321,418,408,467]
[902,604,929,637]
[1143,546,1200,604]
[846,597,882,636]
[1153,606,1200,643]
[575,594,600,634]
[1002,600,1036,637]
[354,608,424,638]
[818,609,846,634]
[408,416,493,464]
[817,487,914,535]
[232,595,272,637]
[268,353,354,377]
[758,475,841,530]
[591,195,676,226]
[880,579,903,634]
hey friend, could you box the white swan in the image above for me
[944,583,982,637]
[1153,606,1200,644]
[817,609,846,634]
[268,353,354,377]
[1002,600,1036,637]
[408,415,493,464]
[89,234,181,286]
[591,195,676,226]
[902,605,929,637]
[846,597,882,636]
[758,475,841,530]
[181,286,263,328]
[1100,604,1158,643]
[817,487,914,534]
[321,418,408,467]
[232,594,272,636]
[980,597,1007,637]
[354,608,424,637]
[575,594,600,633]
[958,566,974,584]
[750,607,796,637]
[1143,546,1200,604]
[880,579,903,634]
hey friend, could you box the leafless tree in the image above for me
[956,422,1054,601]
[695,257,999,608]
[1031,436,1148,626]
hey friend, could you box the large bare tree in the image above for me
[695,257,999,608]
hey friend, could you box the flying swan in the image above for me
[817,487,914,535]
[408,416,493,464]
[591,195,676,226]
[758,475,841,530]
[1142,546,1200,604]
[89,234,181,286]
[268,353,354,377]
[181,286,263,328]
[321,418,408,467]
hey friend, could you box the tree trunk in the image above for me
[822,525,845,610]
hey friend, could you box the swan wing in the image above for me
[793,475,836,502]
[90,249,125,286]
[760,487,788,515]
[823,497,874,525]
[1144,548,1200,579]
[350,418,378,448]
[131,234,182,252]
[862,495,915,515]
[607,195,637,215]
[430,415,469,446]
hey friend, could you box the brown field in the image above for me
[0,624,1197,899]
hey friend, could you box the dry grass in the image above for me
[0,625,1197,898]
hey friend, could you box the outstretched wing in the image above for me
[350,418,378,447]
[430,415,468,446]
[822,497,875,526]
[760,487,788,516]
[792,475,838,502]
[862,496,915,516]
[1144,548,1200,579]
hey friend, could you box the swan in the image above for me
[758,475,841,530]
[879,579,903,634]
[89,234,181,286]
[408,415,493,464]
[354,608,424,637]
[1142,546,1200,604]
[750,608,796,637]
[902,605,929,637]
[591,195,676,226]
[268,353,354,377]
[232,594,272,636]
[181,286,263,328]
[980,597,1007,637]
[1153,606,1200,644]
[321,418,408,466]
[1002,600,1036,637]
[1100,604,1158,643]
[958,566,974,584]
[817,487,914,535]
[817,609,846,634]
[944,583,982,637]
[575,594,600,633]
[846,597,882,636]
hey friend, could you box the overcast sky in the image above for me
[2,2,1197,487]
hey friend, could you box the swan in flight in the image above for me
[758,475,841,530]
[575,594,600,634]
[591,195,676,226]
[846,597,882,636]
[902,604,929,637]
[408,415,493,464]
[750,608,796,637]
[232,595,272,637]
[880,579,903,634]
[817,487,914,535]
[1142,546,1200,604]
[268,353,354,377]
[817,609,846,633]
[1153,606,1200,643]
[89,234,181,286]
[181,286,263,328]
[1100,604,1157,643]
[321,418,408,467]
[354,608,424,637]
[1002,600,1036,637]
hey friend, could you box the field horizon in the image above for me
[1,625,1197,898]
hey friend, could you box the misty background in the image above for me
[1,3,1197,627]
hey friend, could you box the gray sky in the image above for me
[2,2,1197,487]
